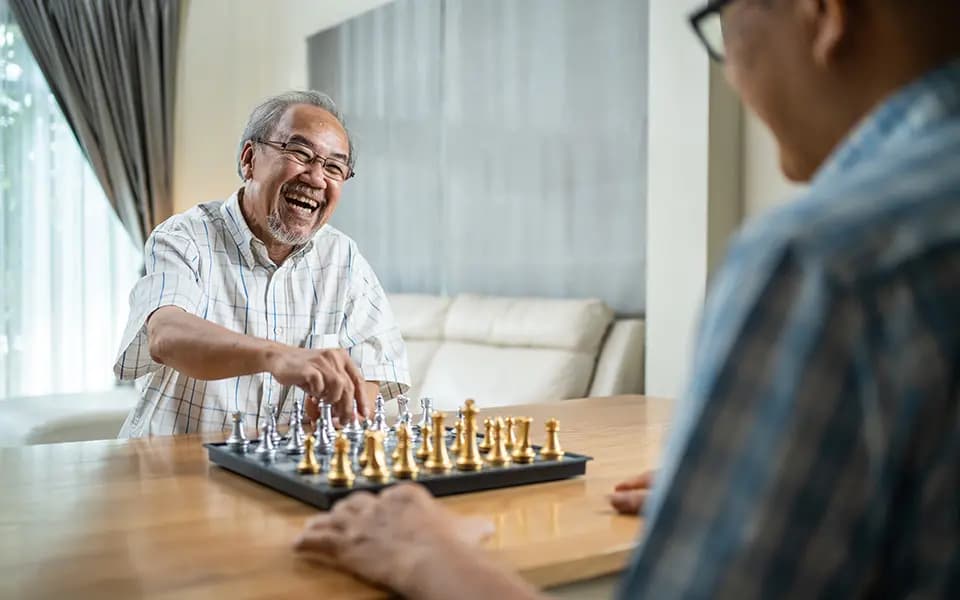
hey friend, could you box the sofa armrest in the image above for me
[588,319,645,397]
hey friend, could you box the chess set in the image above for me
[205,395,591,510]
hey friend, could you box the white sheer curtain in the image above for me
[309,0,648,314]
[0,2,141,399]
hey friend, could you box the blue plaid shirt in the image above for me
[620,60,960,599]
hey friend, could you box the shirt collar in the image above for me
[814,57,960,186]
[221,189,318,269]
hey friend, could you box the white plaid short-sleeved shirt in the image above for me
[113,191,410,438]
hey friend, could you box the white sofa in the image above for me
[0,294,644,445]
[390,293,645,412]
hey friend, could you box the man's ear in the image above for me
[239,140,256,181]
[802,0,851,67]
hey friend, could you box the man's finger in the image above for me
[609,490,648,515]
[343,360,368,417]
[294,529,345,556]
[613,471,655,492]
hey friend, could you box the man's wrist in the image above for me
[258,339,284,374]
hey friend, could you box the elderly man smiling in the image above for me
[114,91,409,437]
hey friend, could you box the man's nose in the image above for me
[299,162,328,189]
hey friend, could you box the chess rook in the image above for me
[511,417,536,464]
[540,418,565,460]
[225,411,249,452]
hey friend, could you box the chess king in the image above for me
[113,91,410,437]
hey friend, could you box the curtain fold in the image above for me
[8,0,181,247]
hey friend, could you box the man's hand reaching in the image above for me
[266,346,370,422]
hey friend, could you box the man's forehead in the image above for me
[275,104,348,151]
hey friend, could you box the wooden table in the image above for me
[0,395,671,599]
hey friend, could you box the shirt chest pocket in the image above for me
[304,333,341,350]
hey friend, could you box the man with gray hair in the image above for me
[114,91,409,437]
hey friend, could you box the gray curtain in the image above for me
[8,0,181,248]
[309,0,648,314]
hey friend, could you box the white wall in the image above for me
[644,0,742,399]
[173,0,392,213]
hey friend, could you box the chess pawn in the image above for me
[478,418,494,454]
[456,399,484,471]
[414,397,434,434]
[285,400,307,455]
[297,435,322,475]
[424,412,452,473]
[485,418,512,467]
[504,417,518,452]
[540,418,565,460]
[510,417,536,464]
[392,425,419,479]
[415,422,433,462]
[361,430,390,483]
[226,411,249,452]
[255,424,277,461]
[342,399,364,443]
[327,433,356,487]
[449,419,464,456]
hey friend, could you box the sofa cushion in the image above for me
[403,339,440,400]
[0,387,139,446]
[417,342,596,411]
[388,294,453,340]
[443,294,613,353]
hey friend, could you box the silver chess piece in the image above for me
[226,411,249,452]
[268,403,282,446]
[342,399,365,443]
[255,423,277,461]
[391,395,412,432]
[284,398,306,455]
[314,401,337,454]
[414,397,434,434]
[369,394,389,433]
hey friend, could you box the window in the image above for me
[0,3,141,399]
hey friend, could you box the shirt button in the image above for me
[274,327,284,336]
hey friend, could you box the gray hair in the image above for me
[236,90,355,179]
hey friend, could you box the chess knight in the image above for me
[113,91,410,437]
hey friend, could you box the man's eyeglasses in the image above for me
[256,138,355,182]
[690,0,735,63]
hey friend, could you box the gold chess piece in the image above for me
[479,418,493,454]
[327,432,356,487]
[392,425,419,479]
[504,417,518,452]
[456,399,484,471]
[416,422,433,462]
[424,411,452,473]
[297,435,322,474]
[540,418,565,460]
[362,430,390,483]
[486,417,512,467]
[511,417,536,464]
[449,419,464,456]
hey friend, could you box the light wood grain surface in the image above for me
[0,395,672,599]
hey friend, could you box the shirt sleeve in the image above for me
[339,244,411,397]
[113,227,205,381]
[618,243,877,599]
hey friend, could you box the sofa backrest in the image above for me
[390,293,615,411]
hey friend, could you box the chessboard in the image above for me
[205,397,591,510]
